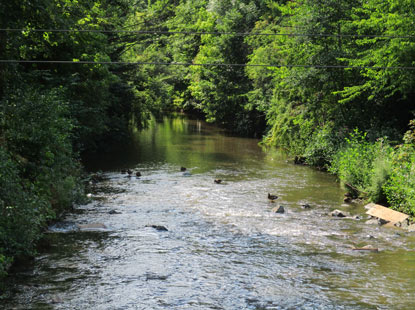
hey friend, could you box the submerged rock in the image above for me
[271,205,285,214]
[365,218,381,225]
[395,219,410,228]
[145,272,169,281]
[108,210,122,215]
[145,225,168,231]
[47,221,78,233]
[77,223,107,231]
[343,196,352,203]
[51,295,63,304]
[352,245,379,252]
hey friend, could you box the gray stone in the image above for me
[108,210,121,215]
[395,219,410,228]
[365,218,381,225]
[407,224,415,232]
[330,210,349,218]
[271,205,285,214]
[51,295,63,304]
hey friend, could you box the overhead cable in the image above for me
[0,28,414,39]
[1,59,414,70]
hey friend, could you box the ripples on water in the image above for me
[2,117,415,310]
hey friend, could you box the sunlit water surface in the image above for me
[2,116,415,310]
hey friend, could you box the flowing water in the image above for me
[2,116,415,310]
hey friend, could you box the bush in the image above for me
[0,147,45,271]
[330,130,393,201]
[0,87,83,277]
[304,123,343,168]
[3,87,81,213]
[330,130,376,193]
[383,121,415,215]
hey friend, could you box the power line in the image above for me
[1,28,414,39]
[1,59,415,70]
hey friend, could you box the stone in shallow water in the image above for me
[76,223,107,231]
[145,225,168,231]
[108,209,121,215]
[51,295,64,304]
[330,209,350,218]
[301,203,311,209]
[271,205,285,214]
[365,218,381,225]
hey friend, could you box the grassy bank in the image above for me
[296,123,415,218]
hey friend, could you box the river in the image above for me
[2,115,415,310]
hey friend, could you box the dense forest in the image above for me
[1,0,415,277]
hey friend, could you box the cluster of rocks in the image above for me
[329,201,415,232]
[329,209,361,220]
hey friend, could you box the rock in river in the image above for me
[108,209,122,215]
[330,210,349,218]
[146,225,168,231]
[271,205,285,214]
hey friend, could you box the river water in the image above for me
[2,116,415,310]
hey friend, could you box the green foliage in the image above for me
[1,0,415,277]
[0,88,85,275]
[330,130,394,202]
[330,130,376,192]
[383,122,415,215]
[0,0,138,278]
[3,88,82,212]
[304,124,344,168]
[0,147,46,273]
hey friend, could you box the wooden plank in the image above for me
[366,204,409,224]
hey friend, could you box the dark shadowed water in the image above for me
[2,116,415,310]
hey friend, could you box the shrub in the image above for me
[329,130,376,193]
[0,147,45,270]
[304,123,343,168]
[330,130,393,201]
[368,139,393,203]
[3,87,81,214]
[0,87,82,277]
[383,121,415,215]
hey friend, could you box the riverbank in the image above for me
[288,125,415,221]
